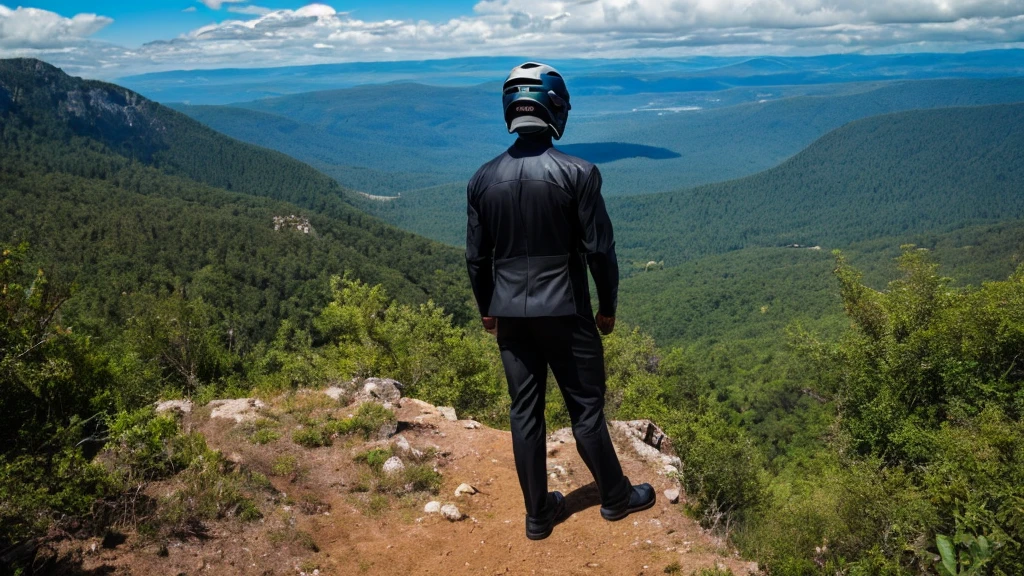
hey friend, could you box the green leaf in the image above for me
[975,536,990,558]
[937,535,958,576]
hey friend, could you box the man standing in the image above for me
[466,62,655,541]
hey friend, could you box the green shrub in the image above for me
[314,276,508,425]
[154,444,262,535]
[328,403,396,439]
[105,408,186,482]
[353,447,441,495]
[355,448,394,472]
[665,411,765,530]
[251,428,281,445]
[271,455,299,477]
[378,464,442,495]
[292,426,332,448]
[740,251,1024,574]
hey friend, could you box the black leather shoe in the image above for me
[600,483,656,521]
[525,491,565,540]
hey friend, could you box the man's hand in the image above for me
[482,316,498,336]
[595,313,615,335]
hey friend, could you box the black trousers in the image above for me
[497,315,631,517]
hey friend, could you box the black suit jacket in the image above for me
[466,136,618,318]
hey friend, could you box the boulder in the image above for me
[208,398,266,423]
[382,456,405,476]
[664,488,680,504]
[454,483,477,497]
[423,501,442,514]
[437,406,458,421]
[155,399,193,415]
[440,504,463,521]
[353,378,403,406]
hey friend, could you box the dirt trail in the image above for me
[65,391,756,576]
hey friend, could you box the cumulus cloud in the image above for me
[198,0,246,9]
[227,5,273,16]
[0,4,111,48]
[1,1,1023,77]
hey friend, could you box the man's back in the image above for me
[466,136,618,319]
[466,62,654,540]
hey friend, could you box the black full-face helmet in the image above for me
[502,62,571,140]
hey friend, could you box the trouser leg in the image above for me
[544,316,631,509]
[497,318,550,518]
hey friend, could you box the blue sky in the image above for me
[2,1,1024,78]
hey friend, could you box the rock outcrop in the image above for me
[90,380,753,576]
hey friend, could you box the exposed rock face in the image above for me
[154,399,194,415]
[437,406,458,421]
[323,386,348,402]
[392,435,423,458]
[610,420,682,472]
[208,398,266,423]
[353,378,403,407]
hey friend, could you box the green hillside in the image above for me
[0,58,472,341]
[616,221,1024,348]
[355,102,1024,263]
[610,102,1024,265]
[571,76,1024,194]
[176,77,1024,197]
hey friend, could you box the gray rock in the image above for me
[323,386,347,401]
[454,483,477,497]
[440,504,463,521]
[423,501,442,514]
[393,435,412,452]
[610,420,682,469]
[353,377,403,406]
[382,456,405,476]
[393,434,423,457]
[155,399,193,415]
[208,398,266,423]
[664,488,680,504]
[437,406,458,421]
[373,418,399,441]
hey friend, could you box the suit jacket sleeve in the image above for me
[577,166,619,317]
[466,180,494,316]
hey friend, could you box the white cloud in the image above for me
[198,0,246,9]
[227,5,273,16]
[183,6,197,13]
[1,1,1024,77]
[0,4,111,48]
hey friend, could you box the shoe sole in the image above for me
[526,496,566,540]
[600,494,657,521]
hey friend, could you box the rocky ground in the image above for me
[50,380,757,575]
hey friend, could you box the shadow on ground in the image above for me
[559,481,603,522]
[558,142,681,163]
